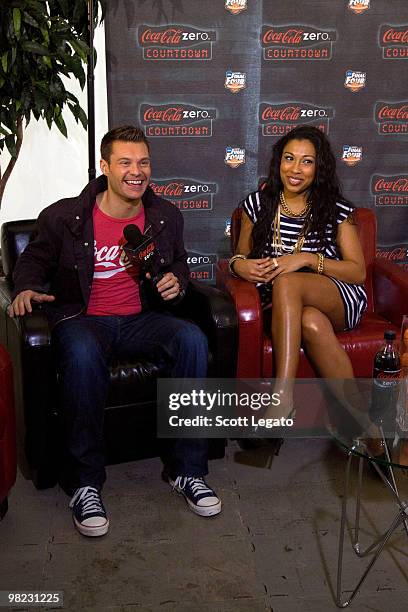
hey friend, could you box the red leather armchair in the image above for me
[217,207,408,378]
[0,343,16,519]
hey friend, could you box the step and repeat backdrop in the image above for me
[105,0,408,282]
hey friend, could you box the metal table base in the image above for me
[336,439,408,608]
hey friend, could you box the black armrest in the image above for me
[172,281,238,377]
[0,277,57,487]
[0,278,51,347]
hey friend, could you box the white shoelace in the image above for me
[172,477,213,496]
[69,486,104,516]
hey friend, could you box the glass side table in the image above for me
[333,428,408,608]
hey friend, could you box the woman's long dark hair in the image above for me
[250,125,354,257]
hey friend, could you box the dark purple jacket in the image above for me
[12,175,190,328]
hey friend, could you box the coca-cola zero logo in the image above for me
[187,251,218,281]
[150,179,217,211]
[379,24,408,59]
[371,174,408,206]
[259,102,333,136]
[140,104,216,138]
[138,24,216,60]
[374,101,408,135]
[261,25,337,60]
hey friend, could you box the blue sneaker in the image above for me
[69,486,109,537]
[169,476,222,517]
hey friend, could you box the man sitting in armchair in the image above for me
[8,125,221,537]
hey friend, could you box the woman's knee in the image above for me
[301,307,333,344]
[272,273,301,303]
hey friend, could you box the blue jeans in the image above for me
[52,310,209,492]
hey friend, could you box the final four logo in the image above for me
[150,179,217,211]
[344,70,366,92]
[225,147,246,168]
[225,0,247,15]
[138,25,216,60]
[140,103,216,137]
[348,0,370,14]
[379,25,408,59]
[341,146,363,166]
[225,71,247,93]
[261,25,337,60]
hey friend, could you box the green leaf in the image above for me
[54,113,67,138]
[13,8,21,38]
[10,47,17,68]
[1,53,8,73]
[40,26,50,44]
[22,12,40,29]
[70,39,89,63]
[21,41,51,55]
[42,55,52,69]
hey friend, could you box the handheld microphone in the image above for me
[123,224,164,286]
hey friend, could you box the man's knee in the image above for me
[174,322,208,356]
[56,333,105,371]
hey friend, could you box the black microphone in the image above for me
[123,224,164,285]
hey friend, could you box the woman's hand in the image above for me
[267,253,314,282]
[233,257,278,283]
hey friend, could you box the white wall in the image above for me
[0,24,108,227]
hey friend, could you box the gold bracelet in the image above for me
[228,254,247,278]
[317,252,324,275]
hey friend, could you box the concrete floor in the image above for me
[1,438,407,612]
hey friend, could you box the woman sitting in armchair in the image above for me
[230,125,368,427]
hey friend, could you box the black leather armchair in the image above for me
[0,220,237,489]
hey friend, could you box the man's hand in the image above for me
[147,272,181,301]
[7,290,55,318]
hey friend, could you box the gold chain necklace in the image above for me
[279,191,311,217]
[270,199,311,255]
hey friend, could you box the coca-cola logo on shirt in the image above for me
[138,25,216,60]
[259,102,333,136]
[374,101,408,135]
[187,251,218,281]
[140,103,216,138]
[261,25,337,60]
[379,25,408,60]
[371,174,408,206]
[150,179,217,211]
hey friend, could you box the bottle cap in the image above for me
[384,330,396,340]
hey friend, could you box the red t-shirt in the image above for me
[87,203,145,316]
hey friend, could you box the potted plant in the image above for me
[0,0,105,208]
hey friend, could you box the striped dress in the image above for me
[242,191,367,330]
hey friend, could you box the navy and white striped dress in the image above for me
[242,191,367,330]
